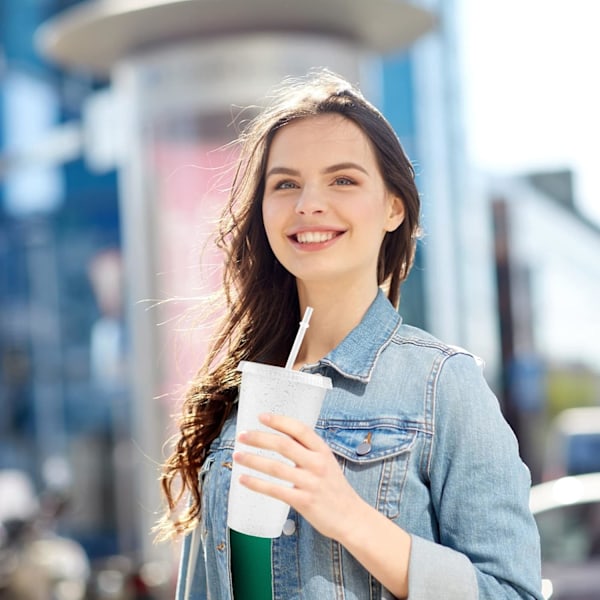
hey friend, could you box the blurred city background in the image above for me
[1,0,599,598]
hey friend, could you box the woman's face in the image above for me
[262,114,404,292]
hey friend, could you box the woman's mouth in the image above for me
[294,231,337,244]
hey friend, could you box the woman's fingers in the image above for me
[235,465,308,507]
[233,449,305,489]
[236,429,310,470]
[260,413,326,450]
[232,414,364,541]
[236,414,325,467]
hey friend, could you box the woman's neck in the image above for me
[292,283,379,369]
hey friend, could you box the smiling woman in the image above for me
[157,69,544,600]
[262,114,405,311]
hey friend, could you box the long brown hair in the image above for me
[158,68,421,537]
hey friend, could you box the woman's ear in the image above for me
[384,194,405,232]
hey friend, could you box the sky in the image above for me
[457,0,600,225]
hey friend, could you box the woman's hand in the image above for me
[232,412,363,542]
[233,412,411,598]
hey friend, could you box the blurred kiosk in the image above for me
[37,0,435,564]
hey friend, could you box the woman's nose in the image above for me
[295,185,326,215]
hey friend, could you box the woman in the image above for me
[159,69,543,599]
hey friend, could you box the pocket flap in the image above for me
[320,420,418,464]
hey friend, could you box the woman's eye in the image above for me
[334,177,354,186]
[275,180,298,190]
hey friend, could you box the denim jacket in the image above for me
[177,290,543,599]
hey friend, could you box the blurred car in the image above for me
[530,472,600,600]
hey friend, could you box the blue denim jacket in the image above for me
[177,290,543,599]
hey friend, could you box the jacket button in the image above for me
[356,431,373,456]
[282,519,296,536]
[356,441,372,455]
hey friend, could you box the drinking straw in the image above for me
[285,306,313,369]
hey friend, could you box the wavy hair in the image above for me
[157,68,421,538]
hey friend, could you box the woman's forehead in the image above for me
[266,114,375,165]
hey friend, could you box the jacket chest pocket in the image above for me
[320,422,418,520]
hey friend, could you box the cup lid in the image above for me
[237,360,332,389]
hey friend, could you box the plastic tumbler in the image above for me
[227,361,332,537]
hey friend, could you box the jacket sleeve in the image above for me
[407,352,543,599]
[176,525,207,600]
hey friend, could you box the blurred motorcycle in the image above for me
[0,469,90,600]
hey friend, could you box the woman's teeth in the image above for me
[296,231,336,244]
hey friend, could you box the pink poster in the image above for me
[151,139,237,410]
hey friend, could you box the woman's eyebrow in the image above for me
[322,162,369,175]
[265,166,300,178]
[266,162,369,179]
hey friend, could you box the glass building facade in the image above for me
[1,0,123,558]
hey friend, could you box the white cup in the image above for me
[227,361,332,538]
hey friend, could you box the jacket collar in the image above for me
[315,289,402,383]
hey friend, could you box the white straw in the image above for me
[285,306,313,369]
